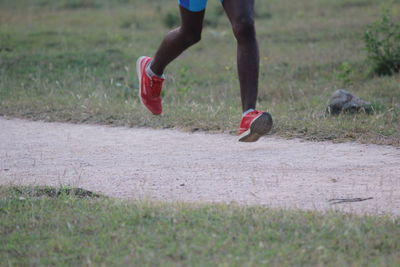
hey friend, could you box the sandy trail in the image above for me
[0,117,399,215]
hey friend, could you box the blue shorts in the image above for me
[179,0,223,12]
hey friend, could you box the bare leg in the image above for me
[223,0,259,112]
[150,7,205,76]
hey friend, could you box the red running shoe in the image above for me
[238,110,273,142]
[136,56,164,115]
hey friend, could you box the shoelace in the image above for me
[150,76,164,97]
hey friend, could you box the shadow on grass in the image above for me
[4,186,102,198]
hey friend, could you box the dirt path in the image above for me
[1,117,399,215]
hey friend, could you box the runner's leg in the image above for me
[150,6,205,76]
[222,0,259,112]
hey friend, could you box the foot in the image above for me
[136,56,165,115]
[238,110,273,142]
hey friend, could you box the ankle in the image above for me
[146,61,164,78]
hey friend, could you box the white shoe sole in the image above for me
[136,56,147,109]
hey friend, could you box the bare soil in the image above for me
[1,117,399,215]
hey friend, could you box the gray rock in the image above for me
[327,89,373,115]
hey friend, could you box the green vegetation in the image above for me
[364,14,400,76]
[0,0,399,145]
[1,186,399,266]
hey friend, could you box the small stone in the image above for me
[327,89,373,115]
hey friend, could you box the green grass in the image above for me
[0,0,399,145]
[1,186,399,266]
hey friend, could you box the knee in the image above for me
[231,16,256,43]
[180,28,202,46]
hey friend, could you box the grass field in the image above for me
[0,0,399,145]
[1,2,399,265]
[1,186,399,266]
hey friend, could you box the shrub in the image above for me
[363,14,400,76]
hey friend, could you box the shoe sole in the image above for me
[136,56,147,110]
[238,112,273,142]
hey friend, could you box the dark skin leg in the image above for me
[150,1,259,112]
[223,0,259,112]
[150,7,205,76]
